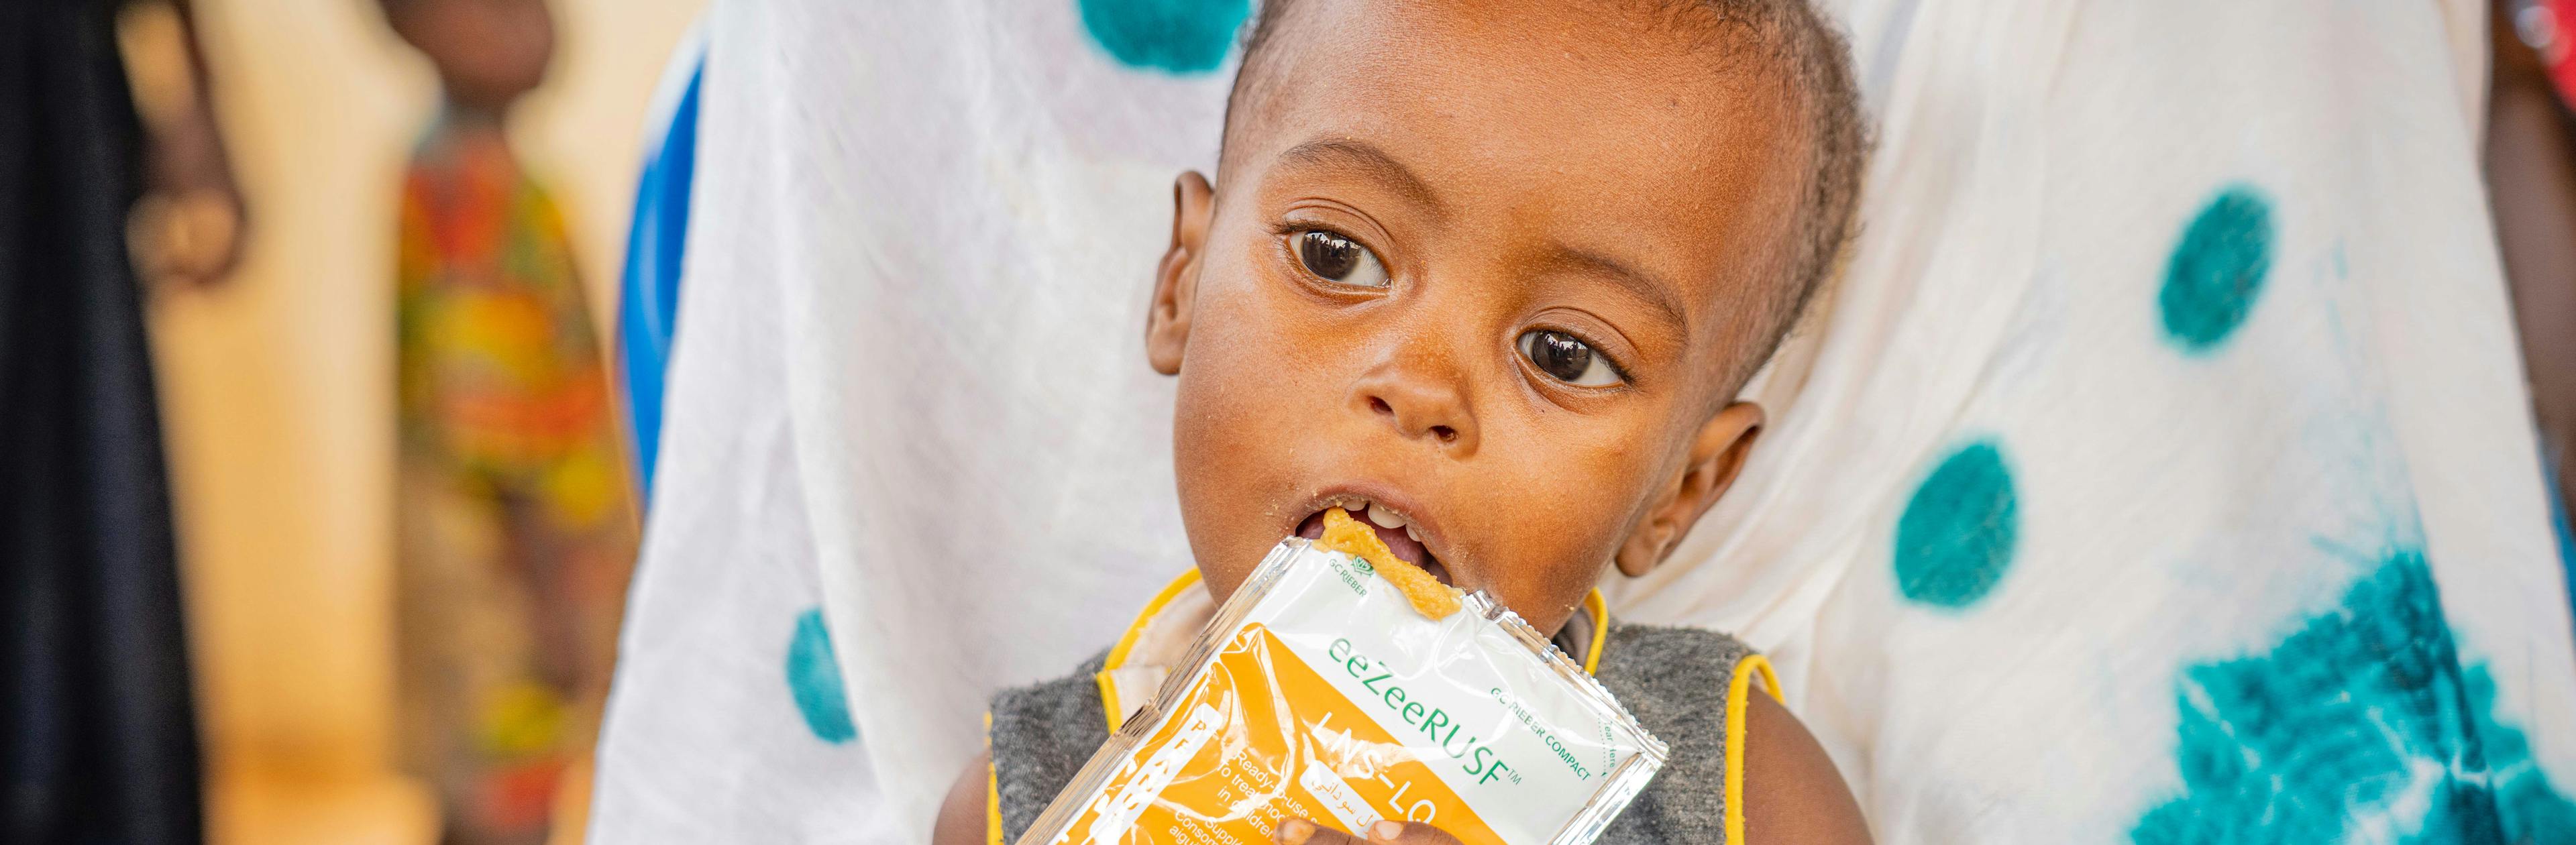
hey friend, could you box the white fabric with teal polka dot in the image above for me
[591,1,2576,843]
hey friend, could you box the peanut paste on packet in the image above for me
[1015,538,1667,845]
[1316,507,1460,618]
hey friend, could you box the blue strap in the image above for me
[616,52,702,500]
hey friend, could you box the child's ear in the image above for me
[1146,171,1216,376]
[1615,402,1764,577]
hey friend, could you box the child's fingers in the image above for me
[1358,821,1466,844]
[1269,819,1354,845]
[1271,819,1464,845]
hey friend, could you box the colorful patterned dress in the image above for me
[394,118,635,845]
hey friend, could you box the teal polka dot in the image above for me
[2159,184,2275,353]
[2132,549,2576,843]
[1894,440,2019,609]
[786,608,857,744]
[1077,0,1250,74]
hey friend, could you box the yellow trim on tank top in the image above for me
[1097,569,1206,733]
[983,712,1004,845]
[1721,653,1784,845]
[1097,567,1610,734]
[1578,588,1609,673]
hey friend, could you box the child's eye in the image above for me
[1518,329,1623,387]
[1293,230,1389,288]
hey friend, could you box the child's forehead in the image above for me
[1239,0,1785,109]
[1226,0,1808,337]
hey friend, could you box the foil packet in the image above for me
[1017,537,1667,845]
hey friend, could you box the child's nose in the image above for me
[1350,352,1479,457]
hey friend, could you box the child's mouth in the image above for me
[1295,499,1452,587]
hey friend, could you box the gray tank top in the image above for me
[988,622,1761,845]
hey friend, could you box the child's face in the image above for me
[1148,0,1809,635]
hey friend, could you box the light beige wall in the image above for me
[518,3,707,300]
[153,0,702,841]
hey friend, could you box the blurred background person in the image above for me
[374,0,638,842]
[1,0,241,840]
[120,0,692,841]
[2490,0,2576,563]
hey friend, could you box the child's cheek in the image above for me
[1169,284,1313,598]
[1473,416,1668,628]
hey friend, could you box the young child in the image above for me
[938,0,1870,842]
[380,0,637,842]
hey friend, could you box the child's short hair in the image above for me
[1222,0,1868,390]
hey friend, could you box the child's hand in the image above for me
[1271,818,1462,845]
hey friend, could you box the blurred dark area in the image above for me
[2491,0,2576,535]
